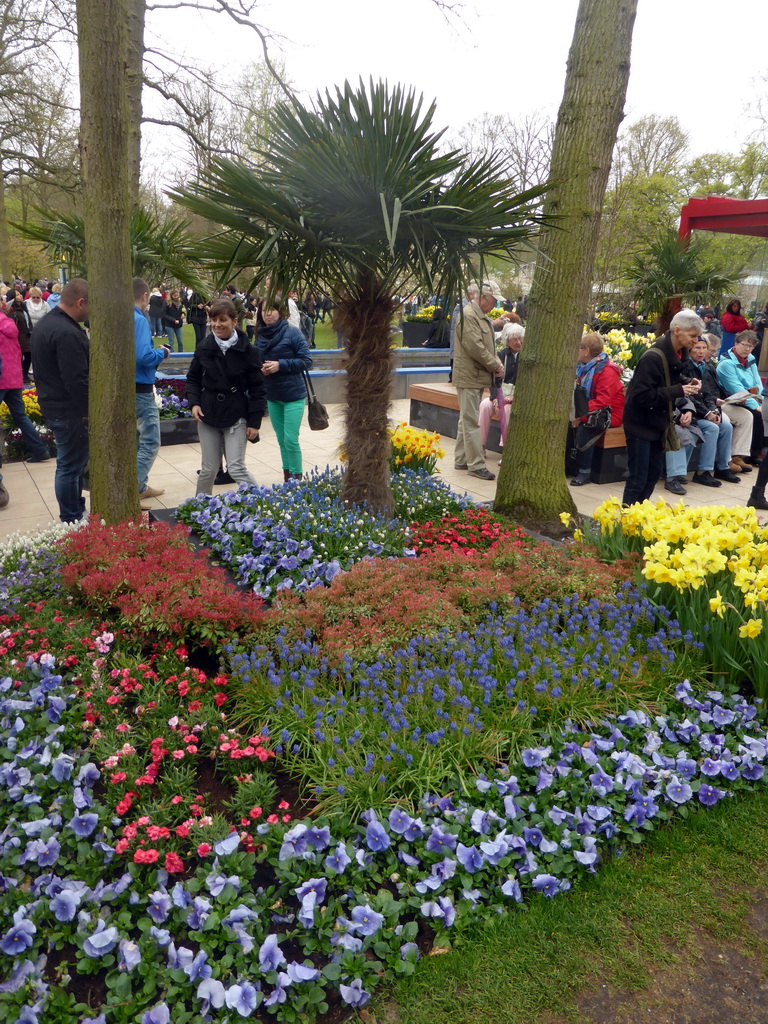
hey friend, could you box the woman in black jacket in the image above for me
[162,289,185,352]
[186,297,265,494]
[621,311,703,506]
[187,291,209,348]
[256,298,312,480]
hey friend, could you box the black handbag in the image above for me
[584,406,611,432]
[302,370,329,430]
[647,349,681,452]
[573,383,590,419]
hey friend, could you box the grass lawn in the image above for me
[383,789,768,1023]
[170,321,403,351]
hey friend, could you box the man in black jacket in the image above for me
[30,279,90,522]
[621,310,704,506]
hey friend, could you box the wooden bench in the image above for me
[410,383,630,483]
[409,382,503,453]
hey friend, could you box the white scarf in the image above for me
[215,328,239,354]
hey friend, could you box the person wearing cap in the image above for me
[452,282,504,480]
[701,309,722,341]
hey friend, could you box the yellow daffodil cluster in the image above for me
[389,422,445,475]
[598,329,656,371]
[591,496,768,630]
[1,387,44,429]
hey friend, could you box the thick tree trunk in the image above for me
[494,0,638,533]
[336,281,396,515]
[0,165,12,283]
[77,0,141,523]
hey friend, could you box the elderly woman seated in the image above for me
[716,329,764,467]
[569,332,625,486]
[478,323,524,451]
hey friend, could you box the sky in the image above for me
[144,0,768,183]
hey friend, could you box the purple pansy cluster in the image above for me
[176,467,470,597]
[2,631,768,1020]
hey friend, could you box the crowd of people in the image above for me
[0,278,313,519]
[451,286,768,508]
[2,272,768,521]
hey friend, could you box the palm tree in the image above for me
[168,79,550,513]
[13,207,209,293]
[626,228,736,333]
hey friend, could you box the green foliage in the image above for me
[168,78,551,301]
[12,206,209,292]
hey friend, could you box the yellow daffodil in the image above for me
[739,618,764,639]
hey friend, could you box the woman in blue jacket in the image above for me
[256,299,313,480]
[716,330,764,465]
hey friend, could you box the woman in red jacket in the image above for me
[569,332,625,486]
[720,298,750,356]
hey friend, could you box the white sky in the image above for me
[144,0,768,187]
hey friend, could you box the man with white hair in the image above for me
[621,310,704,505]
[452,282,504,480]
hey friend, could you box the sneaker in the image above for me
[714,468,741,483]
[214,470,235,485]
[454,464,468,471]
[0,481,8,508]
[468,467,496,481]
[664,477,687,495]
[692,471,722,488]
[139,485,165,499]
[570,474,591,487]
[25,453,51,463]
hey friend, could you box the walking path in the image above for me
[1,398,764,541]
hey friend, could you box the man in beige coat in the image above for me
[453,282,503,479]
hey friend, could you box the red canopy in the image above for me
[679,196,768,240]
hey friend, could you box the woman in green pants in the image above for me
[256,299,313,480]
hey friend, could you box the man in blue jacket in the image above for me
[134,278,170,499]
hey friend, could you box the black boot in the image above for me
[747,487,768,511]
[283,469,291,482]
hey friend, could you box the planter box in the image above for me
[160,417,198,446]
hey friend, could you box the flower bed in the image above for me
[1,387,57,461]
[176,468,472,597]
[584,498,768,697]
[0,494,766,1023]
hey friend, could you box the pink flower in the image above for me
[266,814,278,824]
[172,750,185,760]
[133,848,159,864]
[197,843,211,857]
[164,852,184,873]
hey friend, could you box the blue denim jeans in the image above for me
[696,416,733,472]
[665,444,694,478]
[164,325,184,352]
[150,316,163,336]
[136,392,161,492]
[48,417,89,522]
[0,388,48,458]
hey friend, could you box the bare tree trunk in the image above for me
[495,0,638,533]
[77,0,141,523]
[125,0,145,208]
[0,165,12,282]
[337,280,396,515]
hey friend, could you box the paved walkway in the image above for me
[1,398,764,541]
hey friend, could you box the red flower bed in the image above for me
[58,519,265,646]
[409,508,532,555]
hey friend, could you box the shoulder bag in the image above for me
[647,348,680,451]
[302,369,329,430]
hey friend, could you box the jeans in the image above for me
[665,444,694,478]
[136,392,161,492]
[0,388,48,458]
[572,423,605,476]
[164,325,184,352]
[196,418,256,494]
[48,417,89,522]
[696,416,732,471]
[150,316,163,336]
[622,433,664,506]
[268,399,305,474]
